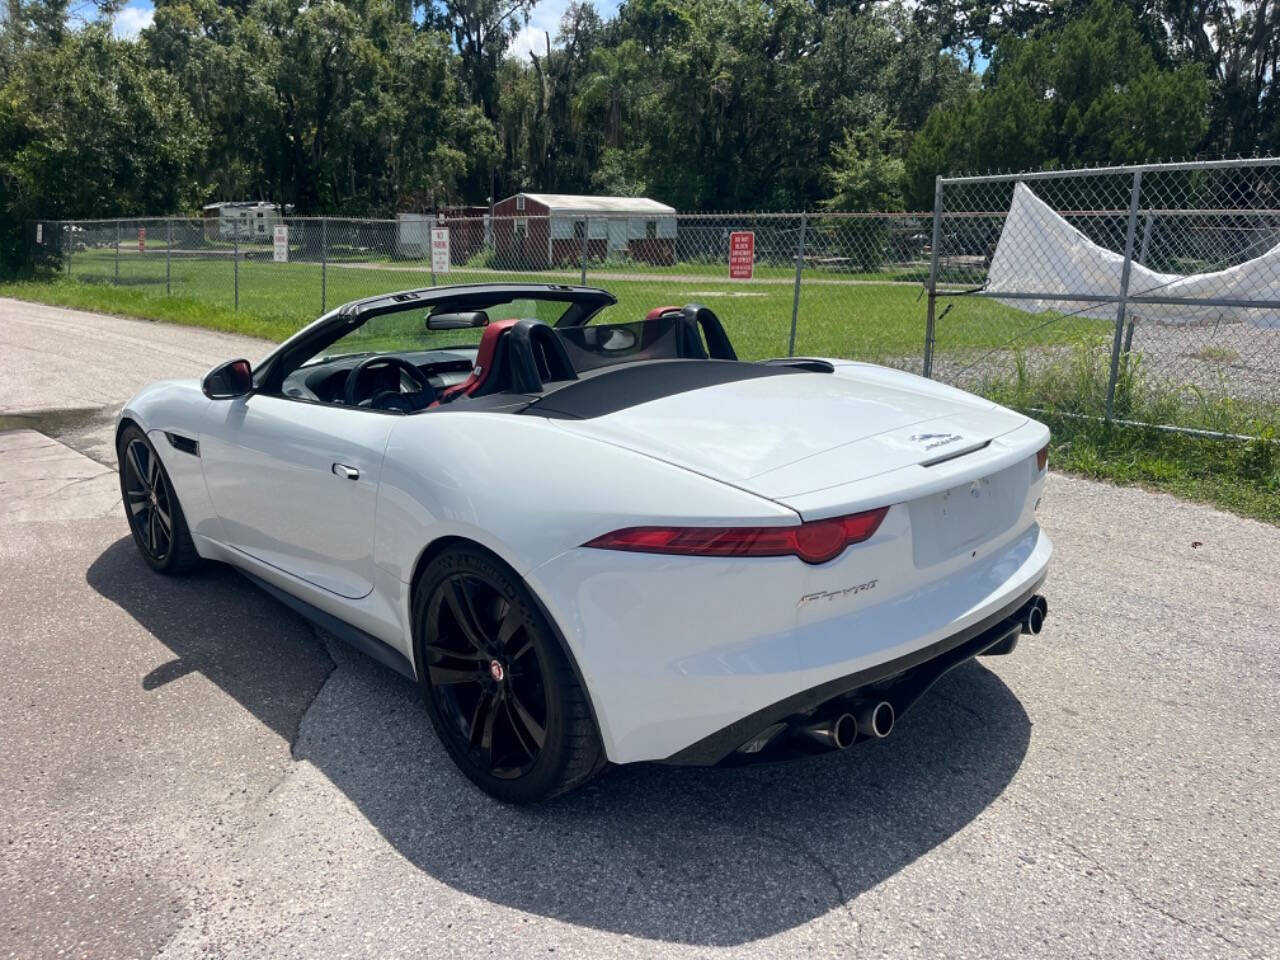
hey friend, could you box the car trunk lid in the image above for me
[546,368,1029,504]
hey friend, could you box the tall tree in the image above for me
[1161,0,1280,154]
[904,0,1210,205]
[149,0,496,213]
[421,0,537,120]
[823,116,907,212]
[0,24,206,270]
[0,24,206,218]
[913,0,1276,156]
[4,0,1269,266]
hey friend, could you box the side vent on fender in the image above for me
[165,432,200,457]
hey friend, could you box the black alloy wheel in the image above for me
[415,546,603,802]
[117,425,200,574]
[426,572,548,779]
[123,438,174,561]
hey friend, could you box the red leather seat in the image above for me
[645,305,682,321]
[438,317,521,403]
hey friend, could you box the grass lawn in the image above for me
[37,248,1103,362]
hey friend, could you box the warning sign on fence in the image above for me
[430,227,450,275]
[728,231,755,279]
[273,224,289,262]
[138,227,146,253]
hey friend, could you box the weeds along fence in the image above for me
[28,158,1280,440]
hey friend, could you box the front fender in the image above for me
[118,379,222,544]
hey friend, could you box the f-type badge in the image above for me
[910,432,963,450]
[798,579,879,607]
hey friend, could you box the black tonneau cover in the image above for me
[521,360,801,420]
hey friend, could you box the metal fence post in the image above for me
[429,218,437,287]
[580,217,590,285]
[114,221,120,285]
[787,211,807,357]
[923,176,944,378]
[321,218,328,312]
[1123,211,1154,355]
[65,223,72,277]
[1105,170,1144,421]
[1137,211,1154,266]
[165,219,172,297]
[233,234,239,311]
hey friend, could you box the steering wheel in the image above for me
[342,356,435,410]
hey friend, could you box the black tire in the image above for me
[414,545,603,802]
[117,424,202,574]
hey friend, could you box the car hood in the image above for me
[545,365,1028,500]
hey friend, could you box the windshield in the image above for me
[302,298,568,366]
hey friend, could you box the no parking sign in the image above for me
[431,227,450,275]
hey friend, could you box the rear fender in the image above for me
[375,412,800,692]
[374,412,799,584]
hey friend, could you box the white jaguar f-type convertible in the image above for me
[117,283,1052,801]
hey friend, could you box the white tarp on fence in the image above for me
[987,182,1280,328]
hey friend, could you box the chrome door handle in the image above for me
[332,463,360,481]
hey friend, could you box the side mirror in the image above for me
[202,358,253,399]
[427,310,489,331]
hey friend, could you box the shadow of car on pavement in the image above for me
[88,536,1032,947]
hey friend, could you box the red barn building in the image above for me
[490,193,677,269]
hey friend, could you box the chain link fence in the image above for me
[26,158,1280,439]
[926,157,1280,439]
[34,210,936,371]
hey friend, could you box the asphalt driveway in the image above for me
[1,297,1277,958]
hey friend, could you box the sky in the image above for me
[111,3,154,38]
[107,0,622,47]
[509,0,622,60]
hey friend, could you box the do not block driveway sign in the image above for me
[729,231,755,279]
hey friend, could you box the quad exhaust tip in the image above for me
[798,712,858,750]
[748,596,1050,759]
[797,702,894,751]
[855,700,895,740]
[1021,595,1049,635]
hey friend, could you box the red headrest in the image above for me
[438,317,521,403]
[644,305,683,321]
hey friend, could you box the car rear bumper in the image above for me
[661,577,1047,765]
[527,520,1053,765]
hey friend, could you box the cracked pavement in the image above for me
[1,298,1278,958]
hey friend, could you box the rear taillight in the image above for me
[583,507,890,565]
[1036,444,1049,472]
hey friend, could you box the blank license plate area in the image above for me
[909,463,1027,567]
